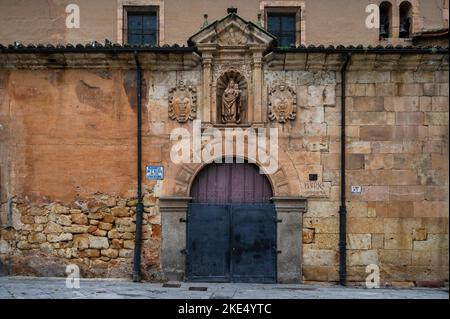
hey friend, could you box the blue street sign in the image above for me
[146,166,164,180]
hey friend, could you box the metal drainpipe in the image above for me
[339,52,351,286]
[133,52,144,282]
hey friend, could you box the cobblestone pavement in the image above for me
[0,277,448,299]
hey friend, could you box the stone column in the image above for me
[158,196,191,281]
[201,53,213,125]
[271,196,307,283]
[251,48,264,125]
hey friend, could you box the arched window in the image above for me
[399,1,413,38]
[379,1,392,39]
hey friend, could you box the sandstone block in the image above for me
[29,207,46,216]
[122,232,134,239]
[29,233,46,243]
[80,249,100,258]
[88,236,109,249]
[34,216,48,224]
[384,233,413,250]
[108,229,121,239]
[346,141,371,154]
[379,250,411,265]
[0,240,11,254]
[17,241,33,249]
[47,233,72,242]
[102,214,114,223]
[111,239,123,249]
[92,229,107,237]
[98,222,113,231]
[111,207,132,217]
[371,234,384,248]
[119,249,134,258]
[73,236,89,250]
[412,228,428,241]
[88,211,104,220]
[413,234,448,250]
[431,97,449,111]
[348,250,378,266]
[395,112,424,125]
[71,213,88,225]
[347,234,371,250]
[101,248,119,258]
[303,248,337,266]
[43,221,63,234]
[303,217,338,234]
[425,112,448,125]
[384,97,419,112]
[123,240,134,249]
[50,204,70,214]
[383,218,421,233]
[364,154,393,170]
[127,199,138,207]
[65,226,89,234]
[55,214,72,226]
[347,218,384,234]
[20,215,34,224]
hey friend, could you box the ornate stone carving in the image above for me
[168,81,197,123]
[218,25,247,45]
[268,83,297,123]
[221,78,242,123]
[216,70,247,124]
[212,63,251,82]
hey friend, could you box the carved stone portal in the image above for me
[268,83,297,123]
[168,81,197,123]
[217,71,247,124]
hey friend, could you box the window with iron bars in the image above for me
[124,7,158,46]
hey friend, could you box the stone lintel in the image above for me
[271,196,307,213]
[158,197,192,213]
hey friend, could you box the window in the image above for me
[124,6,158,45]
[399,1,412,38]
[379,2,392,39]
[267,12,297,47]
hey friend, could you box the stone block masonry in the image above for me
[0,193,161,279]
[0,50,448,286]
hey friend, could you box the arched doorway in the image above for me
[186,160,277,283]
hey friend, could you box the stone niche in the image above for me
[216,70,247,124]
[188,12,276,127]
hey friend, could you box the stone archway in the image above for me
[159,156,306,283]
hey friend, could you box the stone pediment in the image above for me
[188,12,275,51]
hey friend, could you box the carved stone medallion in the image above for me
[168,81,197,123]
[268,83,297,123]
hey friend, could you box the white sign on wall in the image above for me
[351,186,362,194]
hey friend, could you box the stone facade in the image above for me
[0,13,448,286]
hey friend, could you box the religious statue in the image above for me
[221,78,242,124]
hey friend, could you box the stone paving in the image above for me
[0,277,448,299]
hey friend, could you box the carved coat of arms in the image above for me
[268,83,297,123]
[168,81,197,123]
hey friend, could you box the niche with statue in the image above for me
[216,70,248,124]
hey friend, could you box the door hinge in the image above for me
[277,250,282,254]
[276,218,282,223]
[180,249,188,255]
[179,218,187,223]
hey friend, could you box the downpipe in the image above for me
[133,52,144,282]
[339,52,351,286]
